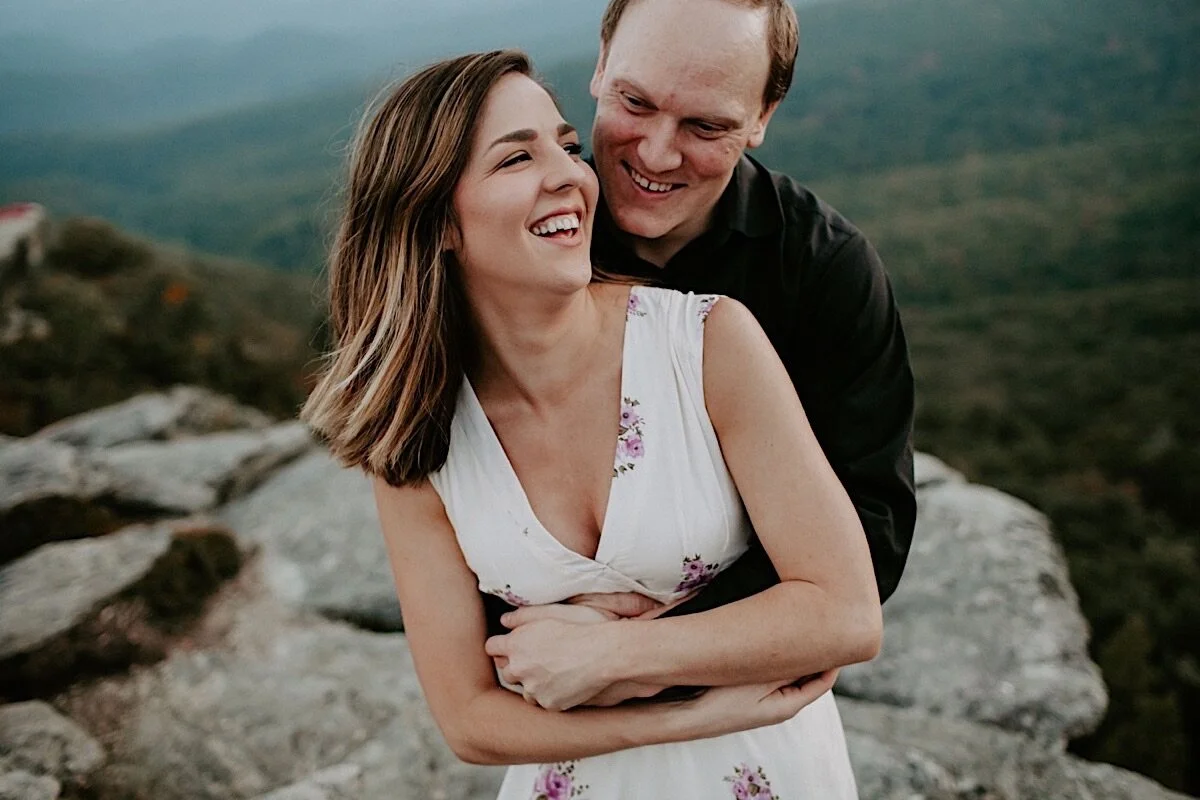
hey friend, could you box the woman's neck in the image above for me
[467,282,617,411]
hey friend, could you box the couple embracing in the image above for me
[303,0,916,796]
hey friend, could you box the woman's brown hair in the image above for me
[301,50,533,486]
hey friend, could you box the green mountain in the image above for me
[2,0,1196,272]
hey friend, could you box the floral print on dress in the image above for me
[532,761,589,799]
[613,397,645,477]
[626,289,647,319]
[484,584,528,607]
[725,763,779,799]
[698,294,720,323]
[674,554,720,593]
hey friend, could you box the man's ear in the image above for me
[746,100,780,149]
[589,46,608,100]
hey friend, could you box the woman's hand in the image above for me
[486,606,625,710]
[680,669,840,740]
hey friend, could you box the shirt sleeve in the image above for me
[797,230,916,604]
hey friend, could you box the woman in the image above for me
[302,50,880,798]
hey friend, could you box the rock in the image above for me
[0,769,59,800]
[219,450,400,631]
[840,481,1107,744]
[0,701,104,782]
[56,570,502,800]
[253,763,362,800]
[92,422,314,514]
[1,422,312,564]
[840,697,1190,800]
[0,521,241,695]
[34,387,273,449]
[0,437,127,564]
[913,452,965,488]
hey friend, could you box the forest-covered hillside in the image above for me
[1,0,1196,272]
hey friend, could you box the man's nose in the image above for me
[636,119,683,175]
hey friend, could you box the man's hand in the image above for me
[564,592,664,618]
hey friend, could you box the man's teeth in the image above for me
[530,213,580,236]
[630,168,674,193]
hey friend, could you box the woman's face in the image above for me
[452,73,599,296]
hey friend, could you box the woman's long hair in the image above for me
[301,50,533,486]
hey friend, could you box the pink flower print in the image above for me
[619,405,641,428]
[626,289,647,318]
[674,554,719,593]
[624,434,644,458]
[533,762,588,799]
[725,763,779,799]
[613,397,645,477]
[698,294,720,323]
[485,584,528,607]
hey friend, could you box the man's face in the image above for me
[590,0,778,263]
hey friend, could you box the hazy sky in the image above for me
[1,0,510,49]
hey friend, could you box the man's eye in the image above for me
[694,123,724,137]
[623,94,647,110]
[499,152,531,168]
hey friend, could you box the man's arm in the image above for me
[660,229,916,619]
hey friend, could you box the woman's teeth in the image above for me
[530,213,581,237]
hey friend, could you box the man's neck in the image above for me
[628,205,718,268]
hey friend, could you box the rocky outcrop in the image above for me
[0,391,1187,799]
[0,520,241,696]
[839,458,1107,744]
[0,701,105,789]
[218,450,400,631]
[841,698,1190,800]
[34,386,273,449]
[0,418,312,563]
[54,571,503,800]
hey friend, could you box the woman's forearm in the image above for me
[448,686,692,765]
[600,580,881,689]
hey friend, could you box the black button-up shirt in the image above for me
[481,154,915,638]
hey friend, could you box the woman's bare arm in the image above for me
[372,475,814,764]
[492,298,881,705]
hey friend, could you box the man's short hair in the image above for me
[599,0,799,109]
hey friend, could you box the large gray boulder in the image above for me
[218,450,400,631]
[840,457,1107,745]
[34,386,272,449]
[55,571,502,800]
[1,421,312,563]
[92,421,314,514]
[0,701,105,789]
[0,769,59,800]
[0,437,121,563]
[0,521,240,694]
[841,697,1189,800]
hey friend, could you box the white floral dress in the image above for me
[429,286,858,799]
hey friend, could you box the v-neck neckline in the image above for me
[461,286,637,566]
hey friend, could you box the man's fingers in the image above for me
[501,603,610,628]
[483,635,509,657]
[566,592,662,618]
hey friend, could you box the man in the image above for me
[486,0,915,692]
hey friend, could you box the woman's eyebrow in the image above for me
[488,123,576,151]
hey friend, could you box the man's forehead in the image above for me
[603,0,771,101]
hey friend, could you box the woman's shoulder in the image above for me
[624,284,725,327]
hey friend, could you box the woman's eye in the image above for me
[564,143,584,156]
[499,152,531,168]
